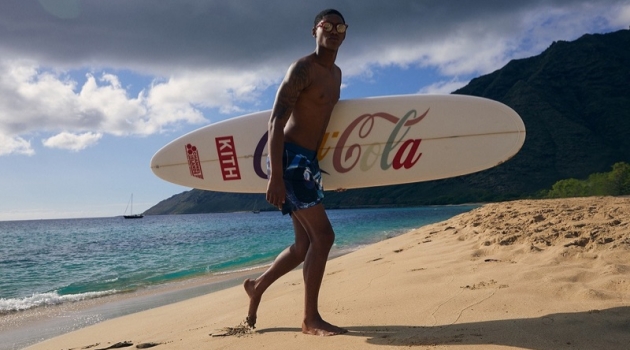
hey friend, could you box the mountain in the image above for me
[145,190,273,214]
[145,29,630,215]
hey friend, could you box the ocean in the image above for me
[0,206,475,349]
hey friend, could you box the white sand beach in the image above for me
[25,196,630,349]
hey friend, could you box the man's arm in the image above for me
[266,59,312,209]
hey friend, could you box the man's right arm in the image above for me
[266,59,312,209]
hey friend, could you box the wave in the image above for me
[211,263,272,276]
[0,290,118,314]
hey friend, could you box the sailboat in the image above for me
[123,194,144,219]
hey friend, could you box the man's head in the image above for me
[313,9,345,26]
[312,9,346,50]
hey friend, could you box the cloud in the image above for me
[0,61,265,153]
[145,67,278,117]
[342,1,629,79]
[419,79,469,95]
[0,134,34,156]
[37,0,81,19]
[3,1,625,75]
[0,0,628,156]
[610,2,630,27]
[0,59,282,154]
[42,131,102,151]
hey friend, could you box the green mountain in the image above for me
[145,29,630,215]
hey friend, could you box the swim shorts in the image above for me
[268,143,324,215]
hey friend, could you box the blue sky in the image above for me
[1,0,629,221]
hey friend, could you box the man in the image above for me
[243,9,348,336]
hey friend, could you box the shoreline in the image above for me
[2,206,467,316]
[17,197,630,349]
[0,267,267,350]
[0,242,363,350]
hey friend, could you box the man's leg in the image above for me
[292,204,347,336]
[244,214,310,327]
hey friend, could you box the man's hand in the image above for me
[266,176,286,210]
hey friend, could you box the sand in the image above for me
[24,197,630,350]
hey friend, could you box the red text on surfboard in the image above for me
[253,109,428,179]
[215,136,242,181]
[185,144,204,180]
[324,109,427,173]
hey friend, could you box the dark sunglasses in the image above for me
[316,21,348,34]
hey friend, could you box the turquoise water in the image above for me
[0,206,475,314]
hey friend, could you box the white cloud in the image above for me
[0,134,34,156]
[0,60,282,155]
[145,67,278,120]
[42,131,102,151]
[419,79,468,95]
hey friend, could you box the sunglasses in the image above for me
[316,21,348,34]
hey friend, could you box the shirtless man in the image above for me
[243,9,348,336]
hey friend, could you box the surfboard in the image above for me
[151,94,526,193]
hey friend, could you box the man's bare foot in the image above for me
[302,317,348,336]
[243,279,260,328]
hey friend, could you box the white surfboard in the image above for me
[151,94,526,193]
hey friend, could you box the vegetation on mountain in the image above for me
[542,162,630,198]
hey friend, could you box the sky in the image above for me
[1,0,629,221]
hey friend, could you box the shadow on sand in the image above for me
[257,306,630,349]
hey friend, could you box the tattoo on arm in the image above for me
[271,60,311,123]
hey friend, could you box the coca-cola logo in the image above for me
[253,108,428,179]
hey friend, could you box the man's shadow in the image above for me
[257,306,630,349]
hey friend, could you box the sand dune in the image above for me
[25,196,630,350]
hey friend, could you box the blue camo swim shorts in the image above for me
[267,142,324,215]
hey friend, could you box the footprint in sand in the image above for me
[91,341,161,350]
